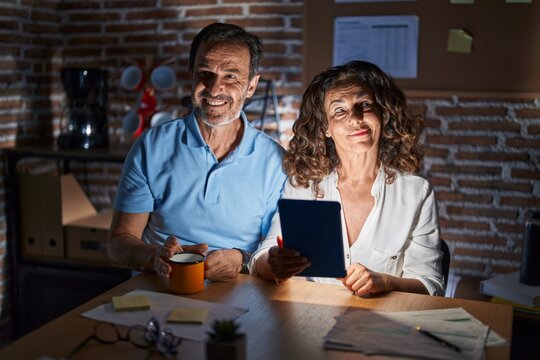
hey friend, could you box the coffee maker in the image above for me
[58,68,109,149]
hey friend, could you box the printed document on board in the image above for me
[333,15,418,78]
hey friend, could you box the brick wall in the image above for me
[0,0,539,344]
[408,94,540,276]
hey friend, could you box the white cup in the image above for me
[150,66,176,91]
[120,65,144,91]
[122,110,142,135]
[150,111,172,127]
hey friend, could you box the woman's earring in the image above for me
[325,132,331,138]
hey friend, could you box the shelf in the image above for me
[2,145,131,340]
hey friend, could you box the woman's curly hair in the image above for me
[283,60,424,197]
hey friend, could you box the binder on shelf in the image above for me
[18,174,43,256]
[39,175,63,258]
[479,271,540,308]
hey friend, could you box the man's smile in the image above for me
[204,98,227,107]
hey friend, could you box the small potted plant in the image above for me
[206,319,246,360]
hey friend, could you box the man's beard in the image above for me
[193,89,248,128]
[196,108,239,128]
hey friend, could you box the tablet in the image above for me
[278,199,346,278]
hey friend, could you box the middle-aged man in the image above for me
[107,22,286,282]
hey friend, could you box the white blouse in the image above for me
[249,167,445,296]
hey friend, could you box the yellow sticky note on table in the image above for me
[167,307,208,324]
[447,29,473,53]
[112,295,151,312]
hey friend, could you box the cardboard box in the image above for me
[18,173,98,258]
[65,209,113,264]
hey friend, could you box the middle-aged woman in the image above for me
[249,60,445,296]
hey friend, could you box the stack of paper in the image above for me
[480,271,540,308]
[324,307,506,360]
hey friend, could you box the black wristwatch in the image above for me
[234,248,251,274]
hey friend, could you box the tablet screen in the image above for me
[278,199,347,278]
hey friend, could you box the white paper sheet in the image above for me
[82,289,248,342]
[333,15,419,78]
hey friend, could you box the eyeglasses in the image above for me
[66,316,182,359]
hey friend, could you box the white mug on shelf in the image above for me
[122,110,142,136]
[122,91,143,136]
[150,66,176,91]
[150,111,172,127]
[120,65,144,91]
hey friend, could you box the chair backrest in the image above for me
[441,239,451,287]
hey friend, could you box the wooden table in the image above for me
[0,273,512,359]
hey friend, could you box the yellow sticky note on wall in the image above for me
[167,307,208,324]
[447,29,473,53]
[112,295,151,312]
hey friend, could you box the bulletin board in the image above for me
[304,0,540,93]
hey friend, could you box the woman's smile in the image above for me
[350,128,369,137]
